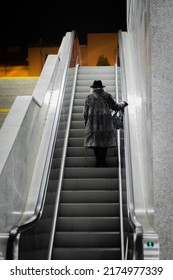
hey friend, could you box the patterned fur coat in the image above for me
[83,89,125,148]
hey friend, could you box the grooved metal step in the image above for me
[58,203,120,217]
[52,248,121,260]
[56,217,120,231]
[62,178,126,190]
[54,232,121,247]
[64,167,119,178]
[60,190,119,203]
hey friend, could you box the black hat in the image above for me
[90,80,105,88]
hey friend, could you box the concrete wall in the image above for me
[150,0,173,260]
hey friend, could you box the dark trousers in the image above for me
[93,147,108,167]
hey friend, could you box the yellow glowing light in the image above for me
[0,108,10,113]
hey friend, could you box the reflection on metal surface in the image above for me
[118,0,159,259]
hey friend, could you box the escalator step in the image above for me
[62,178,123,190]
[56,217,120,231]
[52,247,121,260]
[64,167,119,178]
[65,157,118,167]
[54,232,121,247]
[60,190,119,203]
[59,203,119,217]
[52,156,118,168]
[66,147,118,157]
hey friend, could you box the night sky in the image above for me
[0,1,127,64]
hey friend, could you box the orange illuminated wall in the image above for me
[80,45,88,66]
[87,33,118,66]
[0,33,118,77]
[0,66,29,77]
[28,46,59,76]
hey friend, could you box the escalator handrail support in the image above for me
[6,31,78,260]
[118,30,144,260]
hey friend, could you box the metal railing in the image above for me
[115,64,125,260]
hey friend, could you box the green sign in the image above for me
[147,241,154,248]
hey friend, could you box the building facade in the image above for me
[0,33,118,77]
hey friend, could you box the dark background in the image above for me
[0,1,127,65]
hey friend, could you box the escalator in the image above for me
[2,30,160,261]
[8,65,127,260]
